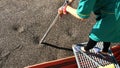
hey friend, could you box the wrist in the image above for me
[66,5,71,12]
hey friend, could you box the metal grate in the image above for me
[72,42,120,68]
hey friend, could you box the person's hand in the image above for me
[58,5,68,17]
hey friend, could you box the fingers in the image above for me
[58,7,63,15]
[58,5,68,17]
[58,7,64,17]
[63,5,67,14]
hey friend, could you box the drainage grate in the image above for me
[72,42,120,68]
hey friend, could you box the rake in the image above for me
[39,0,69,44]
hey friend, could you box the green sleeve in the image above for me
[76,0,96,18]
[115,0,120,20]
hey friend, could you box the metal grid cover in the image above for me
[72,42,120,68]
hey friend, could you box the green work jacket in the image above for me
[76,0,120,42]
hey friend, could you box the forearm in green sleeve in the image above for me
[76,0,96,18]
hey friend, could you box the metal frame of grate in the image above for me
[72,42,120,68]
